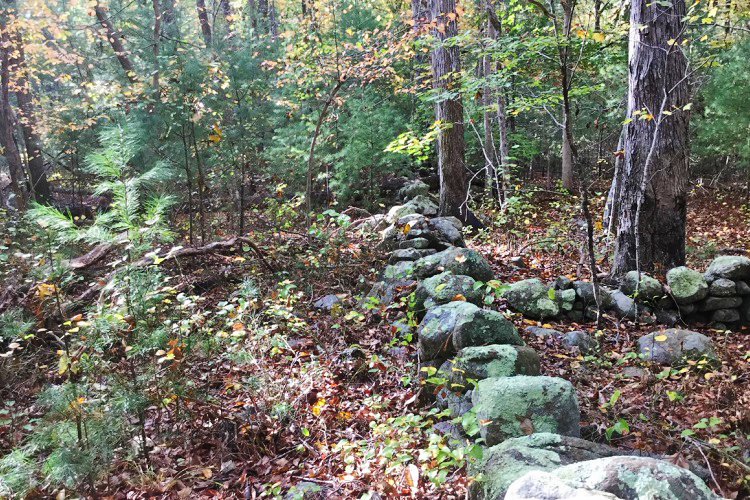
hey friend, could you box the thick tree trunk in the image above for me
[15,40,51,204]
[94,3,138,83]
[611,0,690,276]
[429,0,468,221]
[0,12,24,209]
[196,0,212,47]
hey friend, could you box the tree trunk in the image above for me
[94,3,138,83]
[482,19,498,201]
[196,0,212,47]
[14,36,51,204]
[611,0,690,276]
[0,10,24,209]
[152,0,161,98]
[559,0,576,191]
[429,0,468,221]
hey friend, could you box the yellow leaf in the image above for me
[451,294,467,301]
[654,335,668,342]
[704,372,715,381]
[201,468,213,479]
[59,352,69,375]
[311,398,325,416]
[708,438,721,445]
[402,223,411,235]
[592,32,605,42]
[594,219,603,231]
[576,29,587,38]
[542,323,552,329]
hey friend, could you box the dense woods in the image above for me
[0,0,750,497]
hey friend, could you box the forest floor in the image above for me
[2,181,750,499]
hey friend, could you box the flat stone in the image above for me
[711,308,740,323]
[313,294,343,311]
[525,326,563,338]
[704,255,750,282]
[699,296,742,311]
[562,331,598,355]
[709,278,736,297]
[450,345,541,393]
[637,329,717,365]
[399,237,431,249]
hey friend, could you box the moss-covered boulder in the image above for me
[412,247,494,282]
[471,376,580,446]
[385,195,438,223]
[621,271,663,302]
[704,255,750,282]
[552,456,720,500]
[468,433,626,500]
[449,345,540,393]
[637,329,717,365]
[666,267,709,305]
[417,302,522,360]
[412,272,482,315]
[503,279,560,320]
[505,471,621,500]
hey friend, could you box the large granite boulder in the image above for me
[666,267,709,305]
[468,433,628,500]
[471,376,580,446]
[621,271,663,302]
[417,302,522,360]
[505,471,621,500]
[637,329,717,365]
[413,272,482,314]
[385,195,438,223]
[552,456,720,500]
[449,345,540,393]
[704,255,750,282]
[503,279,560,320]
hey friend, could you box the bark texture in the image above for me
[611,0,690,276]
[196,0,212,47]
[429,0,468,221]
[94,3,138,83]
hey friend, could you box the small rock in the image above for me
[572,281,614,308]
[450,345,541,393]
[433,421,470,444]
[655,309,680,326]
[525,326,563,338]
[699,296,743,311]
[709,278,737,297]
[397,179,430,201]
[503,279,560,320]
[622,366,648,379]
[704,255,750,282]
[412,272,482,314]
[509,256,527,268]
[554,276,573,290]
[711,322,728,331]
[562,331,598,355]
[313,294,342,311]
[555,289,577,312]
[389,248,432,264]
[430,217,465,247]
[711,308,740,323]
[666,267,709,305]
[637,329,717,365]
[399,237,431,250]
[621,271,663,302]
[284,481,325,500]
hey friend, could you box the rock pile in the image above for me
[502,256,750,330]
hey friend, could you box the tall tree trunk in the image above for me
[152,0,161,99]
[94,2,138,83]
[559,0,576,191]
[611,0,690,276]
[0,10,24,209]
[429,0,468,221]
[14,35,51,204]
[196,0,212,47]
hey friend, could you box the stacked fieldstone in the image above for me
[353,196,721,500]
[502,255,750,330]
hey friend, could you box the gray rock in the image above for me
[386,195,438,223]
[397,213,427,226]
[736,281,750,295]
[622,366,649,379]
[388,248,435,263]
[678,302,697,315]
[572,281,614,308]
[433,421,470,444]
[413,272,482,314]
[313,294,342,311]
[655,309,680,327]
[666,267,709,305]
[525,326,563,338]
[376,224,400,251]
[562,331,598,355]
[430,217,465,247]
[505,471,621,500]
[637,329,717,365]
[621,271,663,302]
[609,290,638,320]
[699,296,743,311]
[554,276,573,290]
[417,302,522,360]
[712,308,740,323]
[468,433,628,500]
[450,345,540,393]
[503,279,561,319]
[471,376,580,446]
[399,237,431,250]
[446,390,474,418]
[743,297,750,322]
[411,247,495,282]
[712,322,728,331]
[709,278,737,297]
[510,256,528,268]
[397,179,430,201]
[552,456,720,500]
[704,255,750,282]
